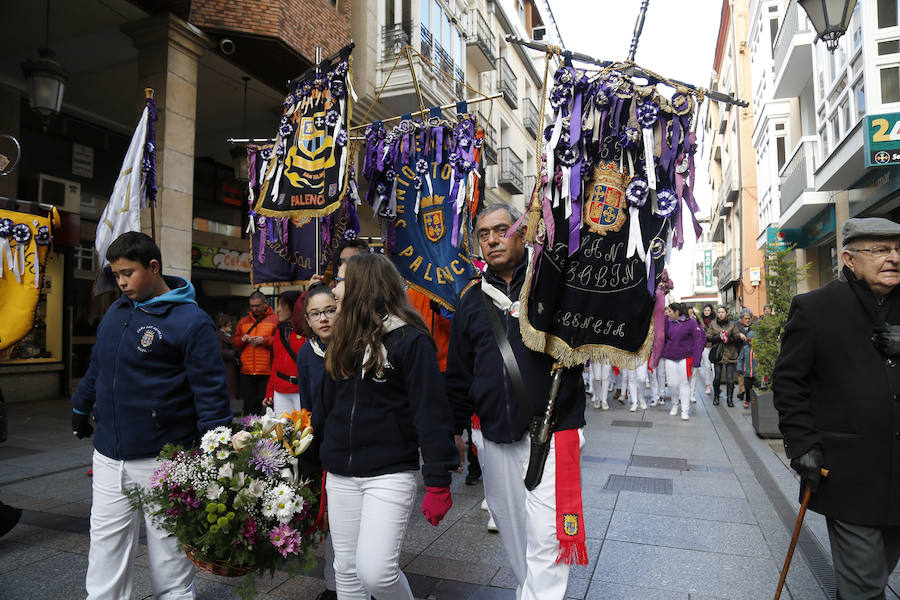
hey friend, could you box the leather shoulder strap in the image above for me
[480,286,533,420]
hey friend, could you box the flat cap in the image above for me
[842,217,900,246]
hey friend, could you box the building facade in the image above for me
[754,0,900,292]
[0,0,351,400]
[706,0,768,316]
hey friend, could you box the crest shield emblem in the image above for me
[583,162,627,236]
[563,514,579,536]
[423,209,445,242]
[140,330,155,347]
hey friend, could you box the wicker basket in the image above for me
[184,545,251,577]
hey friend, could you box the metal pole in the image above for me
[145,87,156,243]
[504,35,750,108]
[349,92,504,131]
[314,46,322,276]
[626,0,650,62]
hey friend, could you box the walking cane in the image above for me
[773,467,830,600]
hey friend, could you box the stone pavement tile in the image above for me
[3,468,93,503]
[672,476,745,498]
[405,554,499,585]
[4,448,93,476]
[584,508,612,540]
[424,577,486,599]
[1,523,90,555]
[488,565,517,589]
[0,549,89,599]
[614,490,756,525]
[605,512,770,558]
[0,493,69,512]
[584,580,689,599]
[0,467,32,485]
[416,519,507,566]
[0,541,63,575]
[580,486,618,509]
[41,502,92,519]
[406,572,440,597]
[268,574,328,599]
[594,540,780,599]
[469,585,517,599]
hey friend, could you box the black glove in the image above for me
[72,410,93,439]
[872,324,900,357]
[790,447,824,493]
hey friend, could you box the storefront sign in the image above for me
[703,250,713,287]
[72,143,94,178]
[191,243,251,273]
[766,226,788,250]
[864,113,900,167]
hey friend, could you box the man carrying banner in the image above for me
[445,203,587,600]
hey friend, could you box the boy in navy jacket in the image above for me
[71,232,232,600]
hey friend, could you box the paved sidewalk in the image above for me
[1,390,898,599]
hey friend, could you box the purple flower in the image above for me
[270,524,301,558]
[618,126,640,149]
[637,101,659,129]
[240,518,258,547]
[249,439,286,477]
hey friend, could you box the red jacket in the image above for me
[265,324,306,398]
[232,306,279,375]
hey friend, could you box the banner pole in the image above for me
[145,87,156,243]
[314,47,322,276]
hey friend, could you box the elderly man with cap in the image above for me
[774,217,900,598]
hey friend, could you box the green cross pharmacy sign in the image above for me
[865,113,900,167]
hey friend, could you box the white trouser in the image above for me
[582,364,593,395]
[326,471,417,600]
[274,391,302,415]
[86,450,195,600]
[481,430,584,600]
[648,365,666,400]
[664,359,691,418]
[589,362,611,408]
[625,366,648,409]
[700,347,714,387]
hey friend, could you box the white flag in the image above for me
[95,105,149,270]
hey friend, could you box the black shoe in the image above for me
[726,399,734,407]
[315,590,337,600]
[465,472,481,486]
[712,397,720,406]
[0,502,22,538]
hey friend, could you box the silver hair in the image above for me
[739,308,754,318]
[474,203,522,232]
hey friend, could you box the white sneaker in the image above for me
[593,400,601,409]
[601,401,609,410]
[481,498,488,511]
[690,396,697,403]
[669,404,679,416]
[629,403,638,412]
[681,413,690,421]
[639,401,647,410]
[487,515,499,532]
[649,398,658,407]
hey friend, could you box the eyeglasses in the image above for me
[849,246,900,258]
[306,307,337,321]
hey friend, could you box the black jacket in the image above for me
[319,325,458,487]
[445,259,586,444]
[773,266,900,526]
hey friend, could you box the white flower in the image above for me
[270,484,293,499]
[213,426,232,445]
[215,449,231,460]
[280,468,293,480]
[218,463,233,479]
[200,430,218,453]
[276,503,295,524]
[229,471,245,490]
[205,483,223,500]
[259,408,286,435]
[231,430,252,450]
[233,488,253,509]
[248,479,267,498]
[261,497,279,518]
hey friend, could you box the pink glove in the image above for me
[421,486,452,526]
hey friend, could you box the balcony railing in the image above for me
[382,22,410,61]
[779,137,817,216]
[773,1,809,76]
[716,248,736,287]
[499,147,523,193]
[455,66,465,98]
[498,57,518,109]
[523,97,539,138]
[466,9,495,70]
[481,120,497,165]
[420,25,433,63]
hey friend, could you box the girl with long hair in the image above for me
[320,253,459,600]
[263,290,305,414]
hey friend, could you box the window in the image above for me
[878,0,899,28]
[432,3,442,40]
[421,0,429,28]
[769,17,779,53]
[840,100,850,134]
[881,66,900,103]
[854,81,866,120]
[776,136,787,170]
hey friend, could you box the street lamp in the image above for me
[20,0,68,128]
[797,0,858,53]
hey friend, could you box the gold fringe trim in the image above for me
[517,248,654,369]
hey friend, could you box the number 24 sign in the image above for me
[865,113,900,167]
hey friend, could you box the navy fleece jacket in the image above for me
[72,276,233,460]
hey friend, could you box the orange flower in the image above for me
[281,409,313,434]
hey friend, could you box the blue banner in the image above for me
[391,159,476,310]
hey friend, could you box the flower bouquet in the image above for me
[128,409,320,599]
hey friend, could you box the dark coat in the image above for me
[706,320,742,364]
[445,259,586,444]
[217,329,239,399]
[773,267,900,526]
